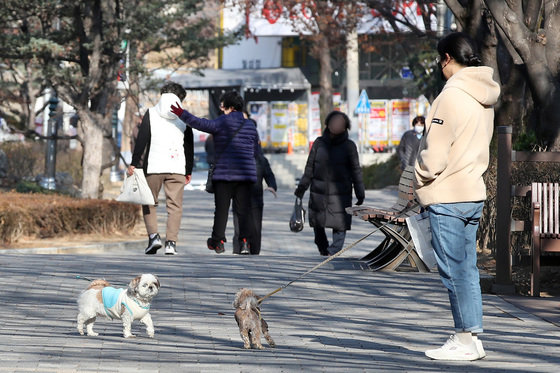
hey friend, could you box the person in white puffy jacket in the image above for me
[128,82,194,255]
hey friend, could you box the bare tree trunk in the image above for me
[121,77,140,158]
[495,64,527,129]
[317,36,334,127]
[79,113,104,199]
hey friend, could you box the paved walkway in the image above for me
[1,189,559,372]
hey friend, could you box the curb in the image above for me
[1,239,145,255]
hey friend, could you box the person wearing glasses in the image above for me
[171,91,259,255]
[414,32,500,361]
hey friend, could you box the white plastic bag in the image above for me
[116,169,155,205]
[406,211,437,269]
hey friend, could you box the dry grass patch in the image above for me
[0,192,140,245]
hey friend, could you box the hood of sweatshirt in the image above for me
[154,93,182,120]
[443,66,500,106]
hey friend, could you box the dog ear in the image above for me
[154,275,160,289]
[128,275,142,294]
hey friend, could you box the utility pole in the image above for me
[436,0,446,37]
[346,27,360,146]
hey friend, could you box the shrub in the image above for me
[0,141,42,184]
[56,148,83,187]
[15,180,57,194]
[362,153,402,189]
[0,192,140,244]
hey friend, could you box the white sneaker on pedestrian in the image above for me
[425,334,481,361]
[473,336,486,359]
[164,240,177,255]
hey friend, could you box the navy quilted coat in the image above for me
[178,110,258,183]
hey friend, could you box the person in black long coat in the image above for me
[295,111,365,256]
[232,146,277,255]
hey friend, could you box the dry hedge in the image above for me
[0,192,140,244]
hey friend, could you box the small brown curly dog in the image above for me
[233,288,276,349]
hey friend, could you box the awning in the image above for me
[152,68,311,91]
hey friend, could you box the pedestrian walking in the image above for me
[397,116,425,170]
[295,111,365,256]
[414,32,500,361]
[128,82,194,255]
[232,114,277,255]
[171,91,259,254]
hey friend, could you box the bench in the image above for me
[346,166,429,272]
[530,182,560,296]
[495,126,560,295]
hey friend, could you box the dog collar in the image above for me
[131,297,150,310]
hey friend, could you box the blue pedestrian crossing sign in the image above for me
[355,89,371,114]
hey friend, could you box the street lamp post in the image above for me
[39,94,59,190]
[109,105,123,182]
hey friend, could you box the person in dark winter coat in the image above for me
[171,91,259,255]
[295,111,365,256]
[397,116,425,170]
[232,116,277,255]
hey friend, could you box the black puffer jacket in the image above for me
[295,129,365,231]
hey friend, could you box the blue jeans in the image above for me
[428,202,484,334]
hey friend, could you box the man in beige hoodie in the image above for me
[414,32,500,361]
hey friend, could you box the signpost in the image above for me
[355,89,371,156]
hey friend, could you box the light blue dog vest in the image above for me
[101,287,150,320]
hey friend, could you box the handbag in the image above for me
[205,164,216,193]
[116,169,155,205]
[289,197,306,232]
[205,121,245,194]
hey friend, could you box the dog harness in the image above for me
[101,287,150,320]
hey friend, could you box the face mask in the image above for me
[414,125,424,134]
[438,61,448,81]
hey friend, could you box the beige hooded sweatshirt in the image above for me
[414,66,500,206]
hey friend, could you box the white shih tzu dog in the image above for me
[77,274,160,338]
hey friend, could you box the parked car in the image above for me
[185,148,209,191]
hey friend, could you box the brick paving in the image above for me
[1,189,559,372]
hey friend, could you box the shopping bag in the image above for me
[406,211,437,269]
[289,197,306,232]
[116,169,155,205]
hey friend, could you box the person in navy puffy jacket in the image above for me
[171,91,259,254]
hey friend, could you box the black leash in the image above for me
[258,203,420,305]
[75,275,95,282]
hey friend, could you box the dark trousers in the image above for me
[212,181,253,246]
[313,227,347,256]
[233,205,262,255]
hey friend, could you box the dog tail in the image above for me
[86,279,110,290]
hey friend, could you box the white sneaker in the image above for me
[164,241,177,255]
[425,334,481,361]
[473,336,486,359]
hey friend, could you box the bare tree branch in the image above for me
[444,0,467,29]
